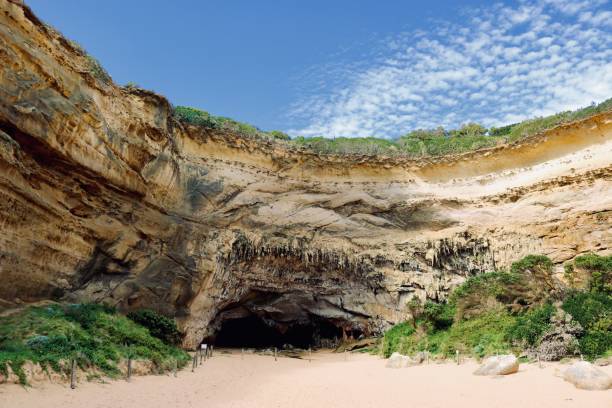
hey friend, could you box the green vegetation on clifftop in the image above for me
[175,98,612,158]
[173,106,290,141]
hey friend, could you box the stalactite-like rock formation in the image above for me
[0,0,610,347]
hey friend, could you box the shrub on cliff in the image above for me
[571,253,611,294]
[506,303,555,346]
[174,106,220,129]
[269,130,291,140]
[422,301,455,331]
[398,132,499,156]
[448,122,487,138]
[292,136,398,155]
[380,254,611,361]
[85,55,112,83]
[0,304,189,385]
[405,296,423,329]
[448,271,520,319]
[505,255,559,305]
[449,255,557,317]
[127,309,182,345]
[562,291,612,359]
[510,254,554,275]
[173,105,293,142]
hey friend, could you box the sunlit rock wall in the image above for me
[0,0,610,347]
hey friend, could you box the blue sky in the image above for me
[29,0,611,138]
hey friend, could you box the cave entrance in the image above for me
[214,314,343,349]
[206,290,367,349]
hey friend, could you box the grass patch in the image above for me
[381,322,415,358]
[438,310,516,357]
[0,304,190,385]
[382,309,516,358]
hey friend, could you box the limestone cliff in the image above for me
[0,0,610,347]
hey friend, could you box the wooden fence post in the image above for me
[70,359,77,389]
[538,353,542,369]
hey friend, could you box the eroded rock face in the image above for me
[535,309,582,361]
[0,1,611,347]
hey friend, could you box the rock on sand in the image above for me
[563,361,612,390]
[473,355,519,376]
[385,352,410,368]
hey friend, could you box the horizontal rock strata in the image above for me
[0,0,610,347]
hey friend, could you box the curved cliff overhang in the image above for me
[0,0,610,348]
[1,0,610,194]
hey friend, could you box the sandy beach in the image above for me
[0,350,610,408]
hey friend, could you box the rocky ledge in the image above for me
[0,0,610,347]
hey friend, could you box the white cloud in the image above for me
[288,0,612,138]
[579,10,612,27]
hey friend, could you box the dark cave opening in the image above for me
[214,314,343,349]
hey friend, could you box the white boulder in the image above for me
[563,361,612,390]
[473,354,519,376]
[385,352,409,368]
[405,352,427,366]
